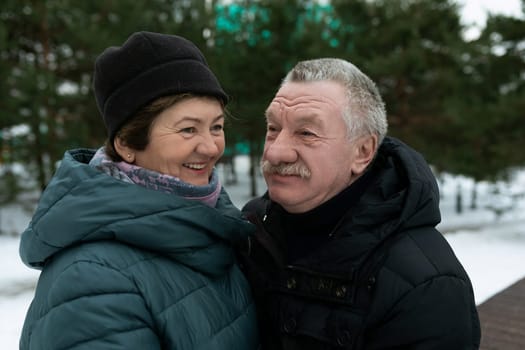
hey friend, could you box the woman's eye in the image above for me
[211,124,224,133]
[180,127,196,134]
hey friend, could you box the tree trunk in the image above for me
[470,182,478,210]
[249,139,258,198]
[455,183,463,214]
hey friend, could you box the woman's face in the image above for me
[133,97,225,186]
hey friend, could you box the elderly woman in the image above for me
[19,32,258,349]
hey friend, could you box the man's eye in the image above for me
[300,130,316,137]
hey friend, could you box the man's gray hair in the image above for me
[282,58,388,145]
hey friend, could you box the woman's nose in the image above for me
[196,133,222,157]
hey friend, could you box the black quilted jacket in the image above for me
[239,137,480,349]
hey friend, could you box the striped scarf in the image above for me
[89,147,221,207]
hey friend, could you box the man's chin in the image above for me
[267,189,305,212]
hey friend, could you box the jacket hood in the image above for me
[349,136,441,238]
[20,149,254,276]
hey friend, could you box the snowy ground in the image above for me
[1,155,524,349]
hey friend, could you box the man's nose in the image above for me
[263,131,298,164]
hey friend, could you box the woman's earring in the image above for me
[127,154,131,159]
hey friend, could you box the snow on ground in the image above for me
[1,155,524,349]
[446,220,525,304]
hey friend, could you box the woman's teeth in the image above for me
[185,163,206,170]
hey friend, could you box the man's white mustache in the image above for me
[260,160,311,179]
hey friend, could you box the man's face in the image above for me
[262,80,359,213]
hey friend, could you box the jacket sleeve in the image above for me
[21,260,160,350]
[364,275,481,349]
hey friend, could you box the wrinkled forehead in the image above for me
[265,81,346,119]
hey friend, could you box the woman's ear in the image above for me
[351,134,378,175]
[114,137,135,163]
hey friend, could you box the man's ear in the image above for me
[351,134,378,175]
[114,137,135,163]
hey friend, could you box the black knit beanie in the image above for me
[93,31,228,141]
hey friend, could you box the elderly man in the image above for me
[239,58,480,349]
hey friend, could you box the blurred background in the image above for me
[0,0,524,204]
[0,0,524,348]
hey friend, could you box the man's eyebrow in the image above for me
[287,114,325,130]
[295,114,321,124]
[264,109,274,121]
[264,111,324,130]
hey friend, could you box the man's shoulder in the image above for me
[382,226,469,287]
[366,227,474,325]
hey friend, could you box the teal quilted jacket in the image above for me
[19,149,259,349]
